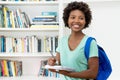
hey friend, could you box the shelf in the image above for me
[0,52,53,58]
[0,28,59,37]
[0,76,59,80]
[0,1,59,5]
[0,28,59,32]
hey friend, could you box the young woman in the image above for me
[48,1,99,80]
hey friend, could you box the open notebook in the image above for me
[44,65,76,72]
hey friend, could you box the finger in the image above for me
[48,59,56,65]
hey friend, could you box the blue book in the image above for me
[41,12,57,16]
[1,36,5,52]
[7,60,13,76]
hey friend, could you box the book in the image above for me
[0,60,2,76]
[38,60,48,76]
[3,60,9,76]
[14,61,22,76]
[21,12,31,28]
[32,15,56,22]
[16,8,23,28]
[44,65,75,72]
[7,60,13,77]
[0,7,4,28]
[41,12,57,16]
[10,11,15,28]
[10,61,16,76]
[2,6,8,28]
[38,38,41,52]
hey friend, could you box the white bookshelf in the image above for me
[0,76,60,80]
[0,0,60,80]
[0,1,59,5]
[0,53,51,57]
[0,28,59,32]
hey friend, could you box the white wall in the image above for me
[83,1,120,80]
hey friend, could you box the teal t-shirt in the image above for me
[56,35,98,80]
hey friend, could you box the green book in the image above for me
[0,7,4,28]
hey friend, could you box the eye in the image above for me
[70,16,75,19]
[79,17,85,20]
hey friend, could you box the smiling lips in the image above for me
[72,24,80,28]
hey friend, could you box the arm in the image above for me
[48,51,98,79]
[58,57,99,79]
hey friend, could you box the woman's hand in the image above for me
[47,57,56,66]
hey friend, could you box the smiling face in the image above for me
[68,10,86,32]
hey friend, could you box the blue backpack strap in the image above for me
[84,37,96,61]
[85,37,112,80]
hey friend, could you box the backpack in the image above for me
[84,37,112,80]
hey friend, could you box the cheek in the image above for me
[81,20,86,26]
[68,18,72,25]
[67,20,71,27]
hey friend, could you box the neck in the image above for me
[70,31,85,39]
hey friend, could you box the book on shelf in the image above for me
[38,59,59,78]
[16,8,31,28]
[2,6,8,28]
[0,60,2,76]
[7,60,13,77]
[34,15,56,18]
[0,35,58,53]
[41,12,57,16]
[31,11,58,25]
[32,16,57,22]
[0,7,4,28]
[10,11,15,28]
[0,59,22,77]
[38,38,41,52]
[14,61,22,76]
[2,60,9,76]
[1,60,5,76]
[38,59,48,76]
[0,35,6,52]
[0,6,31,28]
[21,12,31,28]
[31,21,59,25]
[43,36,58,52]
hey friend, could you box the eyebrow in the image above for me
[70,15,85,18]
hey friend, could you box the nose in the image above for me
[74,18,80,22]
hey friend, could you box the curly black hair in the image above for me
[63,1,92,29]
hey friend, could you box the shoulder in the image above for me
[81,35,96,44]
[84,36,98,49]
[85,36,97,44]
[85,36,99,57]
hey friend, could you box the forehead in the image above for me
[69,9,84,16]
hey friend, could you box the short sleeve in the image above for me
[89,40,99,58]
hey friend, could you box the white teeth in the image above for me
[73,25,79,28]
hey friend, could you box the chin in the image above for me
[73,30,81,32]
